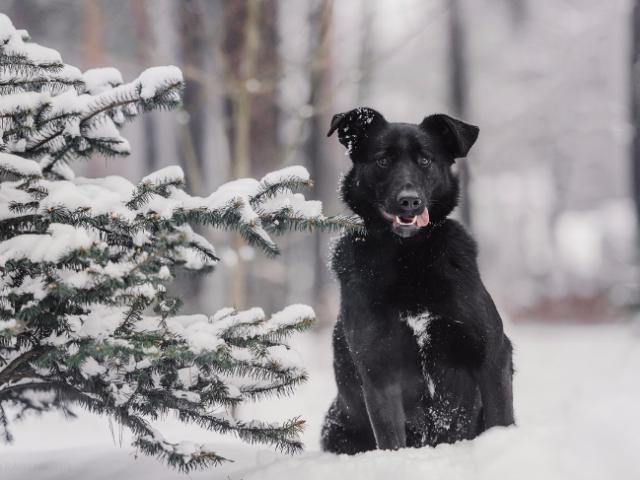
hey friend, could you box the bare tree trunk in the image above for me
[232,1,260,181]
[221,0,262,309]
[131,0,158,173]
[179,0,207,193]
[82,0,105,177]
[82,0,103,67]
[304,0,335,322]
[448,0,472,230]
[632,1,640,234]
[356,0,375,104]
[178,0,208,308]
[248,0,280,179]
[631,0,640,306]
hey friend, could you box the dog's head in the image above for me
[328,107,478,238]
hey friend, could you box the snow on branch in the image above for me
[0,158,347,467]
[0,13,183,172]
[0,152,41,179]
[0,15,62,68]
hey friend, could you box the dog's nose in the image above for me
[396,191,423,211]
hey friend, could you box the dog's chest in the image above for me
[344,238,480,365]
[362,249,448,310]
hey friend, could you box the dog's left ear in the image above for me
[420,114,479,160]
[327,107,386,157]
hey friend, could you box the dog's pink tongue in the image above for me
[416,208,430,227]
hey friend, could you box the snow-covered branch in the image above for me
[0,12,361,471]
[0,14,183,173]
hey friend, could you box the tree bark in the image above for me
[82,0,105,178]
[632,1,640,234]
[448,0,472,230]
[179,0,207,193]
[304,0,334,315]
[131,0,158,173]
[356,0,375,104]
[221,0,263,309]
[178,0,208,307]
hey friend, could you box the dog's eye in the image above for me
[376,157,389,168]
[418,156,432,167]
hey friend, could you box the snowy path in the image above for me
[2,323,639,480]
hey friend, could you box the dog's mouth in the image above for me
[395,214,418,226]
[380,208,430,237]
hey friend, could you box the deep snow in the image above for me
[1,322,639,480]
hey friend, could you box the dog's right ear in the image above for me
[327,107,386,158]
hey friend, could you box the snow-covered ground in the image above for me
[2,322,639,480]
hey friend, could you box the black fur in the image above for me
[321,107,514,454]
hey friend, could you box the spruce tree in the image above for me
[0,14,358,470]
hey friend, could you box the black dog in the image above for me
[321,108,514,454]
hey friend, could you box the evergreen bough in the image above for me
[0,14,359,470]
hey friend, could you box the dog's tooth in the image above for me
[394,215,418,226]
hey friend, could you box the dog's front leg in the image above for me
[358,369,406,449]
[341,296,407,450]
[476,336,515,428]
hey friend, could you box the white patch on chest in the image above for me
[426,374,436,397]
[401,310,433,348]
[401,310,437,398]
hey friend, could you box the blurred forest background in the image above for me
[5,0,637,327]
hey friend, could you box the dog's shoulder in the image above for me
[431,219,479,273]
[329,231,366,281]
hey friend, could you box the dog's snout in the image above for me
[396,190,423,211]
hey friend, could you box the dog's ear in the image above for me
[327,107,386,157]
[420,114,479,160]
